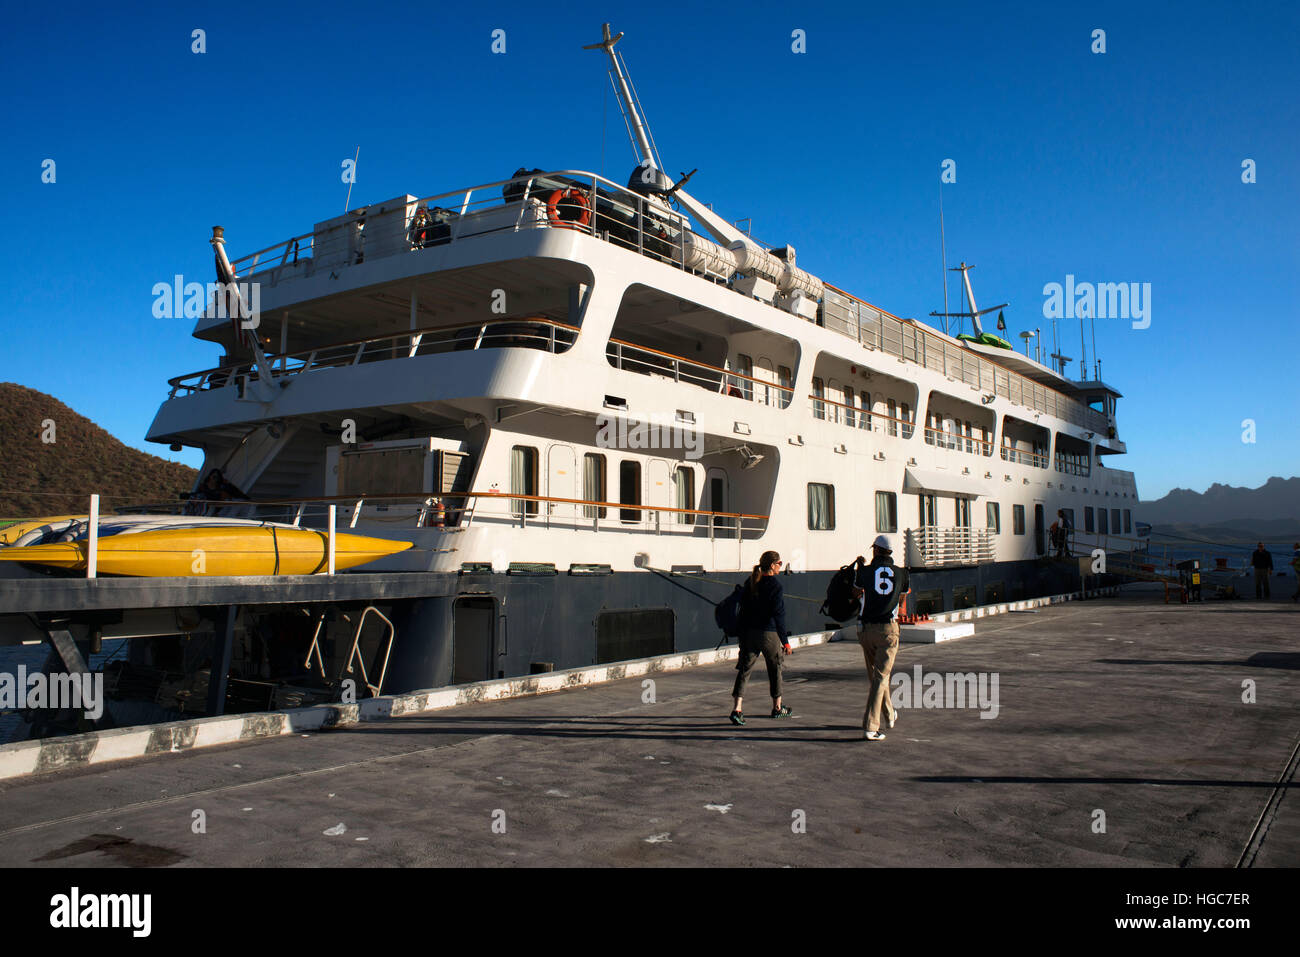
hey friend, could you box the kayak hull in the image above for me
[0,526,412,576]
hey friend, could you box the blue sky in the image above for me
[1,0,1295,500]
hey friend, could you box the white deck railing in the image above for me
[906,526,996,567]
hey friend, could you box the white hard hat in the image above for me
[873,534,893,552]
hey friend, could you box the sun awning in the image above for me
[902,468,976,497]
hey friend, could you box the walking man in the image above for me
[853,535,910,741]
[1251,542,1273,599]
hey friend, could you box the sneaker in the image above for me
[771,705,792,718]
[729,711,745,726]
[863,731,887,741]
[886,714,897,729]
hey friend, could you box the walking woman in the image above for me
[729,550,793,725]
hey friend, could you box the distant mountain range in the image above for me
[0,383,197,519]
[1141,477,1300,545]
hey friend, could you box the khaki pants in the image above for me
[858,622,900,733]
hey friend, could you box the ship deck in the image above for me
[0,570,457,619]
[0,590,1295,867]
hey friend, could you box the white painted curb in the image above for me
[0,629,836,782]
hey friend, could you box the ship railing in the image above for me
[606,338,795,408]
[222,167,1108,436]
[823,284,1110,434]
[999,446,1049,469]
[1053,455,1092,477]
[922,426,994,456]
[134,491,769,543]
[168,316,581,396]
[806,393,915,438]
[227,169,700,289]
[905,526,996,568]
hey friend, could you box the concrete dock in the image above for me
[0,591,1295,867]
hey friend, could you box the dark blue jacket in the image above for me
[739,575,789,640]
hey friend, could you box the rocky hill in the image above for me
[0,382,197,519]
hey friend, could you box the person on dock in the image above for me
[729,550,792,726]
[1291,543,1300,602]
[1251,543,1274,599]
[1055,509,1072,558]
[853,535,910,742]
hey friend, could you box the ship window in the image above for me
[1012,504,1025,535]
[955,497,971,528]
[674,466,695,526]
[510,446,539,517]
[919,494,938,527]
[619,460,641,524]
[812,377,825,419]
[860,390,871,430]
[887,398,898,437]
[807,483,835,530]
[1088,395,1105,412]
[583,453,607,519]
[875,491,897,533]
[1123,509,1132,534]
[986,502,1001,533]
[1084,506,1095,533]
[843,387,856,428]
[1061,508,1075,530]
[757,358,776,406]
[736,354,753,400]
[1098,508,1109,534]
[1111,508,1122,534]
[778,365,793,408]
[901,401,912,439]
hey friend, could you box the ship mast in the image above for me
[584,24,658,171]
[929,262,1008,340]
[585,23,749,249]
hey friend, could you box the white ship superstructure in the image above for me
[149,24,1139,596]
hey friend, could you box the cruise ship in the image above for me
[1,25,1140,717]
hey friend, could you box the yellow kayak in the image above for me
[0,515,86,546]
[0,526,411,576]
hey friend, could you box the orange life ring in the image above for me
[546,188,590,229]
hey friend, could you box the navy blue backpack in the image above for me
[714,583,747,637]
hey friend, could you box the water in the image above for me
[0,639,132,744]
[1144,541,1298,574]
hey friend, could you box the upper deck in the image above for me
[184,169,1114,441]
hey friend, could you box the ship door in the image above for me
[706,468,732,538]
[1034,503,1046,557]
[647,459,671,527]
[546,444,576,527]
[453,596,496,684]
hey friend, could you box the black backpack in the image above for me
[714,583,747,637]
[820,556,865,622]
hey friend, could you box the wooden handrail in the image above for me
[221,490,768,522]
[807,393,913,425]
[608,337,794,393]
[924,425,993,450]
[170,316,580,387]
